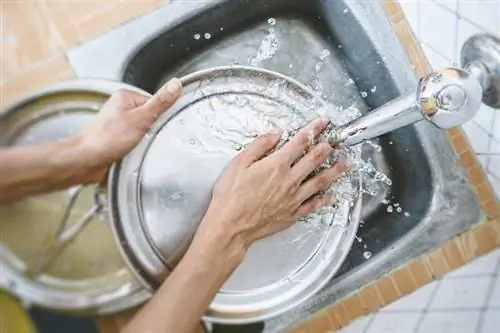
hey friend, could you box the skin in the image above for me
[0,78,348,333]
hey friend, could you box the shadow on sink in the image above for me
[122,0,432,281]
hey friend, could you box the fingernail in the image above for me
[166,77,182,94]
[318,116,330,125]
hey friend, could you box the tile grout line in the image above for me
[411,279,442,333]
[475,257,500,333]
[452,0,459,65]
[429,0,496,37]
[360,311,377,333]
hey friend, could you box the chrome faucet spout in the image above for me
[327,34,500,147]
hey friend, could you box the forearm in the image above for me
[123,217,245,333]
[0,135,105,202]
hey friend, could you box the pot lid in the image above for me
[109,66,362,323]
[0,80,151,314]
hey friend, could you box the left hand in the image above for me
[77,78,182,182]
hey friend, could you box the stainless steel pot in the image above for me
[108,66,364,324]
[0,80,151,315]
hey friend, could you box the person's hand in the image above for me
[195,117,349,258]
[76,78,182,182]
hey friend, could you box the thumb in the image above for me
[136,77,182,116]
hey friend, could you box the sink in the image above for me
[67,0,482,332]
[121,0,433,278]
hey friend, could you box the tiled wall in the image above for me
[338,248,500,333]
[398,0,500,199]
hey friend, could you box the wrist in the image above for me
[53,135,109,184]
[190,214,246,273]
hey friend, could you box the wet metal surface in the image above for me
[68,0,482,331]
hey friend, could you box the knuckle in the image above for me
[316,174,331,188]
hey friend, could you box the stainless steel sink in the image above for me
[67,0,482,332]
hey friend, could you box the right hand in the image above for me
[197,117,349,255]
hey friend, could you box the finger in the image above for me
[290,141,333,184]
[237,130,282,166]
[135,77,182,116]
[292,194,330,220]
[129,93,150,107]
[295,160,349,203]
[276,117,330,164]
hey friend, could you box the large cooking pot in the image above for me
[0,66,362,324]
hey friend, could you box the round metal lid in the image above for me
[109,66,362,323]
[0,80,151,314]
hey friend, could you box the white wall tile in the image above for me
[433,0,458,12]
[429,277,491,309]
[480,309,500,333]
[417,311,481,333]
[383,281,438,311]
[462,121,492,154]
[487,171,500,200]
[418,1,457,60]
[420,43,452,69]
[399,0,420,34]
[365,312,421,333]
[487,274,500,307]
[445,249,500,278]
[458,0,498,35]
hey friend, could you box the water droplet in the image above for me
[370,86,377,93]
[396,207,402,213]
[389,141,393,145]
[289,64,293,68]
[343,8,349,13]
[360,91,368,98]
[267,18,276,25]
[189,139,196,145]
[193,33,200,40]
[386,205,393,213]
[363,244,367,249]
[393,202,399,207]
[363,251,372,260]
[220,27,224,31]
[132,170,139,177]
[404,212,411,217]
[338,44,343,49]
[204,33,211,39]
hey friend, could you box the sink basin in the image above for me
[121,0,432,279]
[67,0,482,331]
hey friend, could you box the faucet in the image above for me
[328,34,500,147]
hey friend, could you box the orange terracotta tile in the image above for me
[472,224,500,254]
[0,54,75,108]
[327,304,350,329]
[357,284,382,312]
[425,249,451,278]
[441,240,466,271]
[393,21,430,77]
[407,258,433,287]
[447,127,462,139]
[1,2,66,79]
[475,181,497,205]
[484,200,500,219]
[382,0,404,23]
[450,133,469,154]
[341,295,367,320]
[457,228,482,261]
[392,268,417,296]
[76,2,162,42]
[375,276,399,305]
[306,313,336,333]
[467,166,486,186]
[459,150,477,169]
